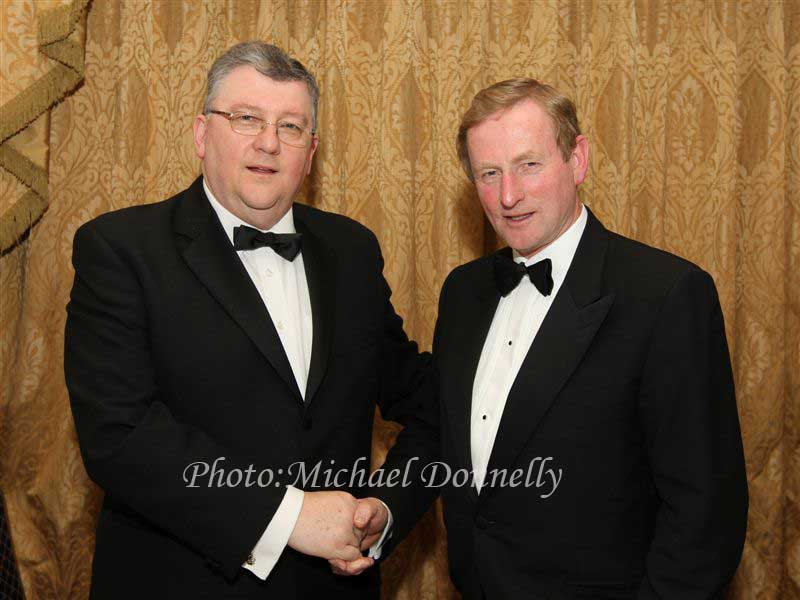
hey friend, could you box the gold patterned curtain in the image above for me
[1,1,797,598]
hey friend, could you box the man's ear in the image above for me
[571,135,589,186]
[305,135,319,175]
[193,115,207,159]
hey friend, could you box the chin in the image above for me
[242,196,282,211]
[505,234,537,252]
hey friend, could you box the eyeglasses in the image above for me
[207,110,314,147]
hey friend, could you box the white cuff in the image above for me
[242,486,304,579]
[366,500,393,560]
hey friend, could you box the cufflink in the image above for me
[246,554,255,565]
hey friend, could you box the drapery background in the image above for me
[1,0,798,598]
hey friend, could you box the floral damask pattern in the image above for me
[1,1,798,598]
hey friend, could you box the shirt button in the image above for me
[482,415,487,420]
[265,268,274,277]
[277,321,284,330]
[246,554,255,565]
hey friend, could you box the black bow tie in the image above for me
[232,226,303,261]
[493,254,554,297]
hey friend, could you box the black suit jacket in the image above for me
[64,177,436,599]
[425,210,747,599]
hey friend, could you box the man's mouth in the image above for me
[247,166,277,174]
[505,212,533,222]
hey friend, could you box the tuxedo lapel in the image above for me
[294,205,335,407]
[173,178,302,401]
[442,256,501,503]
[481,211,615,497]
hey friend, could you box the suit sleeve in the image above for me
[363,235,441,552]
[637,269,748,599]
[64,222,288,580]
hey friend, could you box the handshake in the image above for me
[286,490,389,576]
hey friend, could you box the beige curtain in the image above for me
[1,0,798,598]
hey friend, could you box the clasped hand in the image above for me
[287,491,387,576]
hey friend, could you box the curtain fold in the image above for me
[1,1,797,598]
[0,493,25,600]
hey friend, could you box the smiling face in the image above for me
[466,98,589,258]
[193,66,318,230]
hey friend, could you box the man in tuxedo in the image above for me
[64,42,434,598]
[374,79,748,598]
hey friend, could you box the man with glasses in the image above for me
[65,42,436,598]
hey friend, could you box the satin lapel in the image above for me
[294,206,335,406]
[174,178,302,401]
[441,254,503,504]
[480,211,615,499]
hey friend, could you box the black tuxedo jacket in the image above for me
[64,177,435,599]
[427,210,747,599]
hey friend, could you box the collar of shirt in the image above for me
[202,179,297,244]
[512,203,588,293]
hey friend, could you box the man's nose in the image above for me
[253,123,281,154]
[500,173,523,208]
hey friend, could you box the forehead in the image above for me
[215,65,312,117]
[467,99,557,157]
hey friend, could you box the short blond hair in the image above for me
[457,78,581,180]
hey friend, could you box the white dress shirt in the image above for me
[470,205,587,491]
[204,181,391,579]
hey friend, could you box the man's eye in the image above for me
[481,170,498,181]
[278,122,302,132]
[236,114,260,124]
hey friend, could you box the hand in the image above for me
[329,497,388,576]
[354,497,389,550]
[287,491,361,561]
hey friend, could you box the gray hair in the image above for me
[203,41,320,132]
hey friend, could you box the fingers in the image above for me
[329,558,348,575]
[335,544,362,562]
[360,532,380,552]
[288,490,362,560]
[329,556,375,576]
[354,497,387,531]
[352,497,388,551]
[353,498,378,529]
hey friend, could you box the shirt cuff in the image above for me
[366,500,393,560]
[242,486,304,579]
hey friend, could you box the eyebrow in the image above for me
[511,151,544,163]
[473,151,545,171]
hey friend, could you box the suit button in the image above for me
[475,515,494,530]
